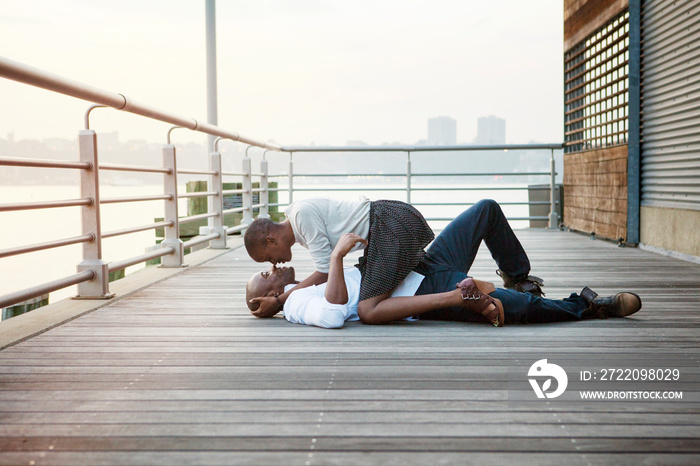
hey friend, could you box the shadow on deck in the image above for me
[0,229,699,465]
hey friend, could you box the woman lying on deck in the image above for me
[245,204,642,329]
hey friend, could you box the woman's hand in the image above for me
[249,296,282,318]
[331,233,368,259]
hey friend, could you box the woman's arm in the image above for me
[324,233,367,305]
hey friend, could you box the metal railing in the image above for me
[0,55,563,313]
[0,56,279,310]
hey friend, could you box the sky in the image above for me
[0,0,564,147]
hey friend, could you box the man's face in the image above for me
[253,240,293,265]
[247,265,296,300]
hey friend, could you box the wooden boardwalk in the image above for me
[1,229,699,465]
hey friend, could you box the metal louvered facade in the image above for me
[640,0,700,210]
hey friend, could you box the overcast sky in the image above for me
[0,0,563,146]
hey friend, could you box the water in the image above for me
[0,182,535,308]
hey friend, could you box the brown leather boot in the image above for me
[580,286,642,318]
[497,270,545,297]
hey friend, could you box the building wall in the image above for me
[638,0,700,262]
[563,0,630,241]
[641,206,700,259]
[564,145,628,240]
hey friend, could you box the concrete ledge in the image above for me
[0,238,243,350]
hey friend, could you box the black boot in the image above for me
[580,286,642,319]
[497,269,545,297]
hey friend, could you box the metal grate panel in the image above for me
[564,10,630,154]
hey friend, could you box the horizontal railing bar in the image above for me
[177,168,218,176]
[222,207,247,214]
[426,216,549,221]
[251,203,265,209]
[410,187,546,191]
[282,143,564,152]
[267,188,286,192]
[0,270,95,309]
[0,156,91,170]
[0,198,92,212]
[251,173,265,177]
[222,189,246,195]
[268,202,288,208]
[102,221,173,239]
[251,188,265,193]
[411,172,552,177]
[222,172,246,176]
[179,212,219,224]
[290,172,552,177]
[108,247,174,273]
[411,201,554,207]
[100,163,171,174]
[100,194,172,204]
[292,188,406,192]
[226,224,247,234]
[0,234,94,259]
[178,191,218,199]
[0,56,280,151]
[293,173,406,177]
[268,174,289,178]
[182,232,220,249]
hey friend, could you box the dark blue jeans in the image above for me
[414,200,588,324]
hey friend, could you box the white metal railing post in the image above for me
[161,144,185,266]
[259,157,270,219]
[75,130,114,299]
[242,157,253,228]
[406,151,412,204]
[288,152,294,205]
[209,151,227,248]
[548,148,558,229]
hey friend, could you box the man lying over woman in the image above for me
[245,200,642,328]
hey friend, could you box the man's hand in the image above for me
[332,233,368,259]
[249,296,282,318]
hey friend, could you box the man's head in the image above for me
[244,218,294,265]
[246,265,297,311]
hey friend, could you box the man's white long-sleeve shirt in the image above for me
[285,198,371,274]
[283,267,424,329]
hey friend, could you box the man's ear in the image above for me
[265,235,278,245]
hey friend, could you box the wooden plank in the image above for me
[0,230,699,464]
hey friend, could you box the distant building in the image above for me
[428,116,456,145]
[476,116,506,145]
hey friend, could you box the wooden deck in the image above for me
[1,229,699,465]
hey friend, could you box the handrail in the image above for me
[102,221,173,240]
[100,194,172,204]
[0,156,91,170]
[0,56,281,151]
[281,143,564,152]
[0,198,93,212]
[100,163,171,174]
[108,247,175,273]
[0,234,94,259]
[0,270,96,309]
[178,191,218,199]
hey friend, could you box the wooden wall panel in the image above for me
[564,0,629,50]
[563,145,628,241]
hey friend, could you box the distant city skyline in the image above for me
[0,1,564,147]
